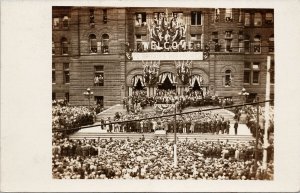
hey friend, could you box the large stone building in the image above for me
[52,7,274,107]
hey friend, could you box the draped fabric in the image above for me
[190,75,203,87]
[133,75,145,87]
[159,72,175,84]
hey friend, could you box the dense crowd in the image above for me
[99,110,230,134]
[124,89,234,114]
[52,136,274,180]
[52,103,96,131]
[244,105,274,144]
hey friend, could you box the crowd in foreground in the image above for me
[52,134,274,180]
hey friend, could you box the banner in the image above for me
[132,52,203,61]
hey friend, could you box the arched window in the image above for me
[244,34,250,53]
[253,35,261,54]
[62,16,69,28]
[61,37,68,55]
[89,34,97,53]
[224,70,232,87]
[269,34,274,53]
[254,12,262,26]
[102,34,109,54]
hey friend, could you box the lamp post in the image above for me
[173,101,178,168]
[238,88,249,111]
[83,88,94,108]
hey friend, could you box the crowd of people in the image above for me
[244,105,274,144]
[52,136,274,180]
[52,102,96,132]
[123,89,234,114]
[99,110,231,134]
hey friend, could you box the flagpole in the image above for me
[262,56,271,170]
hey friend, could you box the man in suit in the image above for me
[234,121,239,135]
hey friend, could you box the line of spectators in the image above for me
[244,105,274,144]
[123,89,234,114]
[52,137,274,180]
[99,110,231,134]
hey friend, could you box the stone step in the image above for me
[69,132,254,142]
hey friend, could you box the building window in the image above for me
[214,8,220,22]
[52,63,55,84]
[225,39,232,52]
[265,12,273,24]
[225,31,233,39]
[61,37,68,55]
[252,62,260,84]
[191,11,202,25]
[102,34,109,54]
[244,62,251,84]
[225,31,232,52]
[225,8,233,22]
[244,13,250,26]
[136,35,147,52]
[212,32,220,52]
[254,12,262,26]
[94,66,104,86]
[244,35,250,53]
[62,16,69,28]
[270,61,275,84]
[135,12,146,26]
[90,9,95,26]
[103,9,107,23]
[52,41,55,55]
[238,31,244,52]
[63,63,70,84]
[65,93,69,103]
[95,96,104,107]
[190,34,201,51]
[53,18,60,29]
[89,34,97,53]
[269,34,274,53]
[253,35,261,54]
[153,12,165,26]
[224,70,232,87]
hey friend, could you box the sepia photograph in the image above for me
[52,6,274,180]
[1,0,300,192]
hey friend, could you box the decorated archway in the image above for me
[189,74,204,89]
[131,74,145,90]
[158,72,176,90]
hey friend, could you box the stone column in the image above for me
[129,87,132,96]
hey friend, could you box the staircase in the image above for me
[182,106,236,123]
[69,132,254,142]
[95,104,127,122]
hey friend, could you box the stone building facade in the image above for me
[52,7,274,107]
